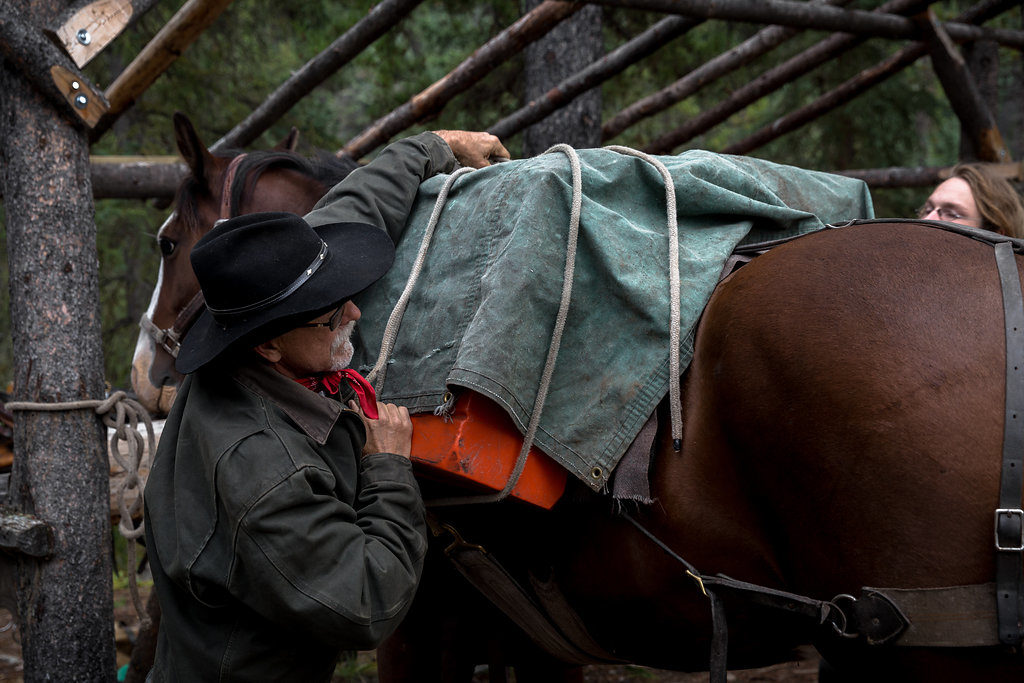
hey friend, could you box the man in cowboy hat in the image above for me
[144,130,508,682]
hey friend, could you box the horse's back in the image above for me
[674,221,1021,678]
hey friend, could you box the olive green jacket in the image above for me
[144,132,455,682]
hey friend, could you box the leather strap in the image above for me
[429,516,623,666]
[994,240,1024,645]
[138,289,206,358]
[219,154,247,219]
[865,584,1000,647]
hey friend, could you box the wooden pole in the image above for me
[0,156,186,201]
[213,0,424,152]
[722,0,1018,156]
[90,155,185,199]
[600,0,853,144]
[835,161,1023,187]
[489,13,702,142]
[589,0,1024,47]
[0,0,115,679]
[642,0,932,155]
[340,1,582,161]
[723,44,926,156]
[89,0,236,140]
[919,9,1009,162]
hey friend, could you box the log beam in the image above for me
[489,14,703,142]
[722,0,1018,156]
[601,0,854,143]
[918,9,1009,162]
[0,13,109,128]
[341,1,583,161]
[642,0,929,155]
[0,156,185,201]
[588,0,1024,48]
[835,161,1023,188]
[214,0,423,152]
[89,0,235,141]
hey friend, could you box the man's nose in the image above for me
[344,300,361,324]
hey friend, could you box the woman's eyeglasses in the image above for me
[301,304,346,331]
[917,204,967,222]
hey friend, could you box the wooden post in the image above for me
[521,1,603,154]
[340,0,582,161]
[0,13,109,128]
[214,0,424,152]
[0,0,115,679]
[89,0,236,140]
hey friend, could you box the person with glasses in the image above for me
[144,130,509,682]
[917,163,1024,238]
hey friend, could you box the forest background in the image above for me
[1,0,1022,393]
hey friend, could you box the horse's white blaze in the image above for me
[131,212,176,414]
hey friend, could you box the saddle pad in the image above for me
[350,148,873,491]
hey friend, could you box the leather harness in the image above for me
[138,155,246,357]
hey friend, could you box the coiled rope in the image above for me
[5,391,155,629]
[372,144,683,505]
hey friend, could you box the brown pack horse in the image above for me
[132,117,1024,681]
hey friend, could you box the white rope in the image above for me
[5,391,155,629]
[429,144,583,506]
[367,165,477,392]
[603,145,683,449]
[374,144,681,506]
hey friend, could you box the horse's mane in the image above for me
[173,148,360,235]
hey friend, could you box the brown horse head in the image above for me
[131,113,358,415]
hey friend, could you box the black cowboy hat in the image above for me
[176,211,394,374]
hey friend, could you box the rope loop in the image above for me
[4,391,155,629]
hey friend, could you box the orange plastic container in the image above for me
[409,391,567,508]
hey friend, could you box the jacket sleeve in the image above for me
[303,131,457,244]
[226,441,427,649]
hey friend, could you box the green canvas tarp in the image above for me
[350,148,873,491]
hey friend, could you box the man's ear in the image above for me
[253,339,283,363]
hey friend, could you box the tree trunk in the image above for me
[0,0,115,680]
[522,1,602,155]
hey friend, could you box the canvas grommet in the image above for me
[591,467,603,479]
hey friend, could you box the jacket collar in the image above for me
[231,360,346,445]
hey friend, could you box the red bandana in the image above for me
[294,369,378,419]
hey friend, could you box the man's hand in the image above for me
[350,400,413,458]
[434,130,510,168]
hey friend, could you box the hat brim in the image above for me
[176,221,394,374]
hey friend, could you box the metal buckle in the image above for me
[994,508,1024,551]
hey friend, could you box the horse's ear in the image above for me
[173,112,216,183]
[274,127,300,152]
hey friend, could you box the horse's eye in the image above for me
[158,237,177,257]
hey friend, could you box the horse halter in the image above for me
[139,154,247,358]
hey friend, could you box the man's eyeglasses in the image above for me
[917,204,967,222]
[301,304,346,331]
